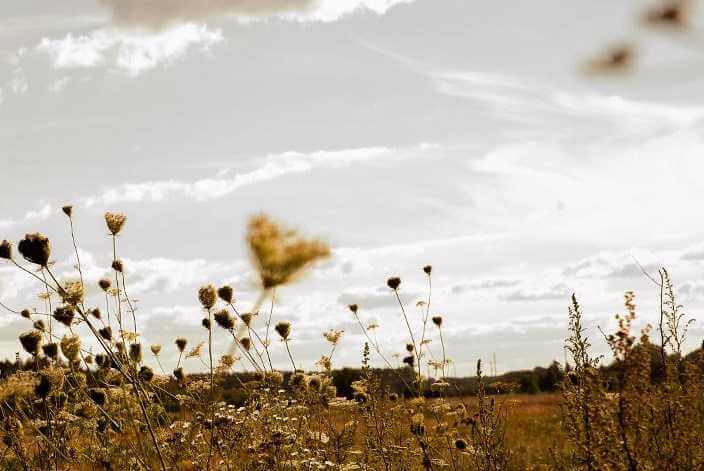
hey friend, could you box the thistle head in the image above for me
[175,337,188,352]
[387,277,401,290]
[150,344,161,356]
[18,233,51,266]
[138,366,154,382]
[432,316,443,327]
[98,326,112,341]
[173,367,186,383]
[240,337,251,351]
[19,330,42,355]
[348,304,358,314]
[105,212,127,235]
[42,342,58,359]
[33,319,46,331]
[61,205,73,218]
[35,375,52,398]
[217,285,234,303]
[198,284,217,310]
[90,308,102,320]
[20,309,31,319]
[129,343,143,363]
[60,334,81,362]
[201,318,211,330]
[98,278,112,291]
[214,309,235,330]
[88,388,107,406]
[240,312,253,327]
[405,343,415,353]
[403,355,415,368]
[0,240,11,260]
[62,280,84,305]
[275,321,292,340]
[423,265,432,275]
[111,260,123,273]
[53,306,75,327]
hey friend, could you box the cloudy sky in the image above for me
[2,0,704,375]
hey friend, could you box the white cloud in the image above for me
[9,69,28,95]
[49,76,71,92]
[302,0,414,22]
[36,23,224,76]
[0,204,54,229]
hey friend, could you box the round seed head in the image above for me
[387,277,401,290]
[240,312,253,327]
[423,265,432,275]
[150,344,161,356]
[104,212,127,235]
[62,280,84,305]
[60,334,81,362]
[348,304,358,314]
[88,388,107,406]
[201,318,211,330]
[98,326,112,341]
[98,278,111,291]
[84,354,93,364]
[138,366,154,382]
[129,343,143,363]
[33,319,46,331]
[35,375,52,398]
[217,285,233,303]
[18,233,51,266]
[175,337,187,352]
[307,375,322,391]
[95,354,109,368]
[275,321,291,340]
[432,316,443,327]
[405,343,414,353]
[240,337,251,351]
[61,205,73,218]
[402,355,415,367]
[214,309,235,330]
[111,260,123,273]
[19,330,42,355]
[173,367,186,383]
[198,284,217,310]
[53,306,75,327]
[42,342,58,359]
[20,309,31,319]
[0,240,12,260]
[90,308,102,320]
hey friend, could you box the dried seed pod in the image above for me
[275,321,291,340]
[19,330,42,355]
[198,284,217,310]
[104,212,127,235]
[18,233,51,266]
[348,304,358,314]
[175,338,187,352]
[88,388,107,406]
[387,277,401,290]
[0,240,11,260]
[214,310,235,330]
[42,343,58,359]
[432,316,443,327]
[53,306,75,327]
[62,205,73,217]
[217,285,233,303]
[423,265,432,275]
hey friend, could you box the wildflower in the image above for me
[175,338,187,352]
[173,367,186,383]
[431,381,450,392]
[20,309,31,319]
[186,341,204,359]
[406,343,414,353]
[111,260,123,272]
[18,233,51,266]
[240,312,253,327]
[33,320,45,331]
[348,304,358,314]
[19,330,42,355]
[42,343,58,359]
[423,265,432,275]
[60,334,81,362]
[432,316,443,327]
[214,309,235,330]
[138,366,154,382]
[61,205,73,217]
[62,280,84,305]
[88,388,107,406]
[95,354,110,368]
[387,277,401,290]
[99,327,112,341]
[219,355,235,369]
[98,278,111,291]
[53,306,75,327]
[129,343,143,363]
[247,213,330,289]
[308,375,322,391]
[201,318,211,330]
[275,321,291,340]
[90,308,101,319]
[84,354,93,364]
[217,285,234,303]
[198,284,217,310]
[240,337,251,351]
[105,212,127,235]
[455,438,467,451]
[35,375,52,398]
[316,355,331,371]
[266,371,284,384]
[0,240,11,259]
[403,355,415,367]
[151,344,161,355]
[290,372,307,389]
[323,329,343,345]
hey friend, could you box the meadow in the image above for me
[0,209,702,470]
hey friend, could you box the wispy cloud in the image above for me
[0,204,53,229]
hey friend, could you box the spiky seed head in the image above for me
[0,240,12,260]
[111,260,123,273]
[88,388,107,406]
[198,284,217,310]
[98,326,112,341]
[98,278,111,291]
[60,335,81,362]
[90,308,101,319]
[175,337,187,352]
[432,316,443,327]
[387,277,401,290]
[95,354,109,368]
[405,343,415,353]
[240,312,253,326]
[84,354,93,364]
[201,318,211,330]
[104,212,127,235]
[35,375,52,398]
[150,344,161,356]
[455,438,467,450]
[217,285,233,303]
[138,366,154,382]
[19,330,42,355]
[173,367,186,383]
[348,304,358,314]
[214,309,235,330]
[115,342,125,355]
[240,337,251,351]
[33,320,46,331]
[20,309,31,319]
[18,233,51,266]
[275,321,291,340]
[42,342,58,359]
[62,205,73,217]
[403,355,415,367]
[423,265,432,275]
[62,280,84,305]
[129,343,142,363]
[53,306,75,327]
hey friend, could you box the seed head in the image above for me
[111,260,123,273]
[198,284,217,310]
[405,343,414,353]
[173,367,186,383]
[60,335,81,362]
[275,321,291,340]
[105,212,127,235]
[129,343,143,363]
[432,316,443,327]
[61,205,73,218]
[150,344,161,356]
[240,312,253,327]
[0,240,11,260]
[53,306,75,327]
[20,309,31,319]
[201,318,211,330]
[98,326,112,341]
[42,342,58,359]
[18,233,51,266]
[217,285,234,303]
[88,388,107,406]
[19,330,42,355]
[423,265,432,275]
[240,337,251,351]
[387,277,401,290]
[84,354,93,364]
[95,354,110,368]
[138,366,154,382]
[175,337,188,352]
[348,304,358,314]
[62,280,84,305]
[35,375,52,398]
[455,438,467,451]
[90,308,102,319]
[33,319,46,331]
[307,375,322,391]
[214,309,235,330]
[98,278,112,291]
[403,355,415,368]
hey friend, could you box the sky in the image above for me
[2,0,704,376]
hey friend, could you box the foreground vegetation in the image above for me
[0,209,702,470]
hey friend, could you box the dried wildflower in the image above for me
[150,344,161,355]
[88,388,107,406]
[266,370,284,384]
[410,413,425,436]
[240,312,253,326]
[387,277,401,290]
[42,343,58,359]
[405,343,415,353]
[61,205,73,217]
[307,375,322,391]
[35,374,52,398]
[240,337,251,351]
[0,240,11,260]
[455,438,467,450]
[367,322,378,330]
[99,327,112,341]
[90,308,101,319]
[53,306,75,327]
[198,284,217,310]
[98,278,111,291]
[62,280,84,305]
[247,213,330,289]
[348,304,358,314]
[129,343,143,363]
[84,354,93,364]
[33,319,46,331]
[219,354,235,369]
[201,318,211,330]
[175,337,188,352]
[423,265,432,275]
[214,309,235,330]
[173,367,186,383]
[105,212,127,235]
[290,372,307,389]
[18,233,51,266]
[217,285,234,303]
[186,341,204,358]
[111,259,123,272]
[60,334,81,362]
[19,330,42,355]
[95,354,110,368]
[432,316,443,327]
[403,355,415,367]
[431,381,450,392]
[20,309,31,319]
[316,355,331,371]
[275,321,291,340]
[138,366,154,382]
[323,329,343,345]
